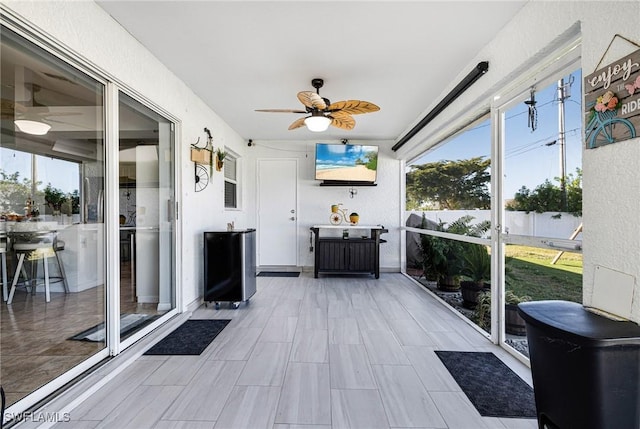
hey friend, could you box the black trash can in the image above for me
[518,300,640,429]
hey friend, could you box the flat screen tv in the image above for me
[315,143,379,185]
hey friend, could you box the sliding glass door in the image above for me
[118,92,176,341]
[1,24,107,408]
[0,21,178,416]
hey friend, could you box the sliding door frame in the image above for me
[1,6,182,416]
[491,53,582,363]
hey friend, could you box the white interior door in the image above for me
[257,159,298,266]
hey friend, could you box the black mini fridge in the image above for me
[204,229,256,309]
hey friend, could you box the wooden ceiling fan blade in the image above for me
[329,111,355,130]
[1,99,27,115]
[255,108,307,113]
[328,100,380,114]
[297,91,327,110]
[288,117,307,130]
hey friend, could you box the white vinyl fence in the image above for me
[407,210,583,240]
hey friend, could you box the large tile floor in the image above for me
[48,273,537,429]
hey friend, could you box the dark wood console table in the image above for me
[310,225,388,279]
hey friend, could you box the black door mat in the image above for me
[257,271,300,277]
[435,351,537,418]
[144,319,231,355]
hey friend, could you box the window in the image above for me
[224,152,238,208]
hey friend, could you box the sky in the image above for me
[1,149,80,194]
[411,69,583,200]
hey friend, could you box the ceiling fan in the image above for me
[255,78,380,132]
[1,83,78,135]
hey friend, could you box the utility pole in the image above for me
[557,78,568,211]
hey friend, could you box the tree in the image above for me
[507,169,582,216]
[406,157,491,210]
[0,170,34,214]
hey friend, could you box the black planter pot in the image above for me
[505,303,527,336]
[460,281,485,309]
[437,275,460,292]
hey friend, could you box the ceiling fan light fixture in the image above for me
[304,114,331,132]
[14,119,51,135]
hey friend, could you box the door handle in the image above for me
[290,217,295,221]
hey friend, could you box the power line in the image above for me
[504,127,581,160]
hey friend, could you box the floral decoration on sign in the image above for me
[594,90,620,113]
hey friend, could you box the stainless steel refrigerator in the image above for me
[203,229,256,309]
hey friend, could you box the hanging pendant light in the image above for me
[14,118,51,135]
[304,112,331,132]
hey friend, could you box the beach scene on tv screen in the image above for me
[316,144,378,182]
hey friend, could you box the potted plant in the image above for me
[44,184,67,216]
[406,257,424,278]
[419,215,490,292]
[472,290,531,335]
[472,290,492,331]
[349,212,359,224]
[460,243,491,308]
[419,232,447,284]
[504,290,531,336]
[215,148,227,171]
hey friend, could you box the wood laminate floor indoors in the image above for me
[0,260,162,406]
[39,273,537,429]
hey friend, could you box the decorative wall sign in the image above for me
[190,147,211,164]
[194,164,209,192]
[191,127,214,191]
[584,46,640,149]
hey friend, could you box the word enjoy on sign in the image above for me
[586,57,640,90]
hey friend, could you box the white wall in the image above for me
[397,1,640,322]
[3,1,250,309]
[244,140,402,271]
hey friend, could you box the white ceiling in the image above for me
[97,1,527,143]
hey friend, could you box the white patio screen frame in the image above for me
[492,53,582,360]
[403,37,582,365]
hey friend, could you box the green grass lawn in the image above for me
[505,245,582,303]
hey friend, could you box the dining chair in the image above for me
[7,231,67,304]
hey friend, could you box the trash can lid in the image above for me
[518,300,640,345]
